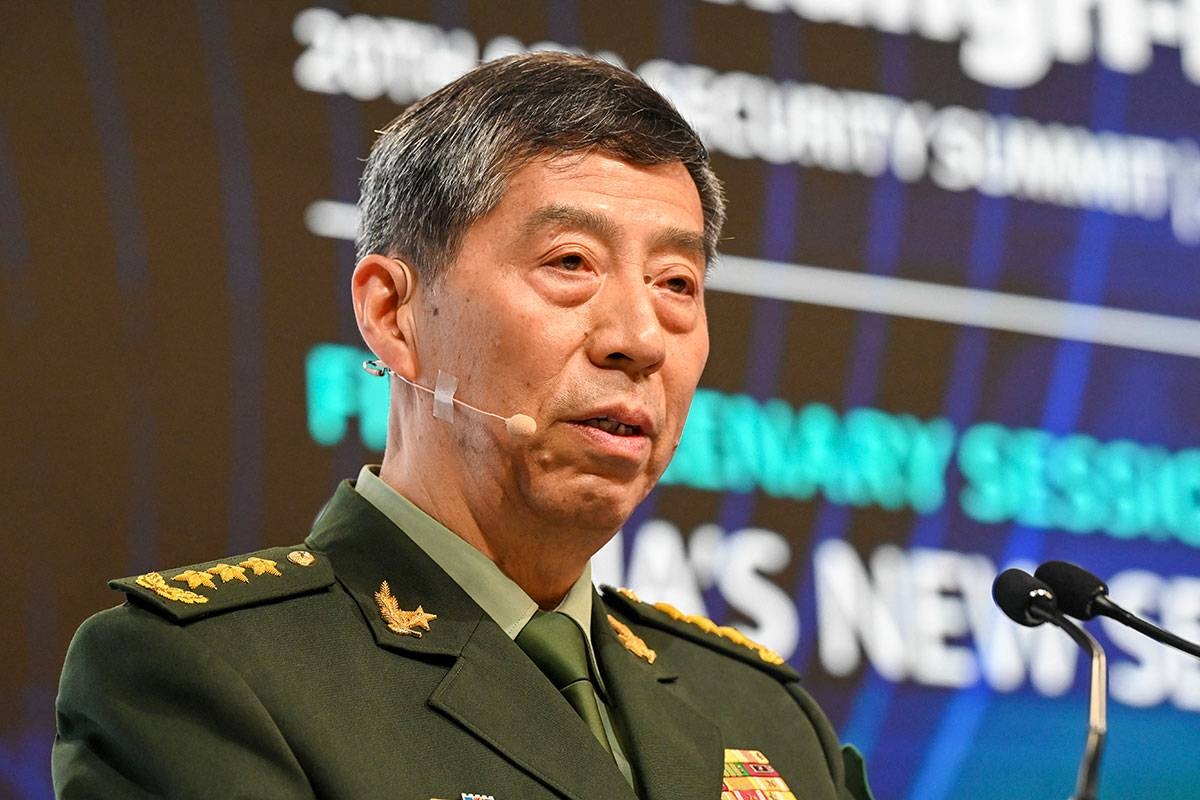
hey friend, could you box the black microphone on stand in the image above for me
[1035,560,1200,659]
[992,569,1107,800]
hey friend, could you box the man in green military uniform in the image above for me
[53,53,872,800]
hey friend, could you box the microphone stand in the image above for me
[1034,608,1107,800]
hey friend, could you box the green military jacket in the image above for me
[53,482,872,800]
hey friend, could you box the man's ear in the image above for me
[351,254,419,378]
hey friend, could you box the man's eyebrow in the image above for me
[521,204,621,241]
[522,204,707,264]
[648,227,707,265]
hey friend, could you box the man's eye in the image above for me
[552,254,586,271]
[662,276,694,294]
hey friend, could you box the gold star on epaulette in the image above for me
[207,563,249,583]
[239,556,282,577]
[173,569,217,590]
[374,580,437,638]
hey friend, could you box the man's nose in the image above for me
[587,275,666,377]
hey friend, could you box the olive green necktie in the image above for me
[516,611,613,754]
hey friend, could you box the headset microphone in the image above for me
[362,359,537,439]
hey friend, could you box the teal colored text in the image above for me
[660,389,956,513]
[305,343,388,451]
[304,343,1200,548]
[959,423,1200,546]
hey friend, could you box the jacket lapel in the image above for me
[593,597,724,800]
[305,483,635,800]
[306,482,479,660]
[431,618,636,800]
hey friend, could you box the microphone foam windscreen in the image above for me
[992,568,1054,627]
[505,414,537,438]
[1034,560,1107,620]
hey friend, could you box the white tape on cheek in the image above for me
[433,370,458,423]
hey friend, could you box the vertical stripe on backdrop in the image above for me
[544,0,583,45]
[708,12,806,621]
[197,0,265,555]
[791,33,913,670]
[72,0,160,573]
[0,119,33,326]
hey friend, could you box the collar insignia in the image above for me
[375,580,437,637]
[607,614,656,664]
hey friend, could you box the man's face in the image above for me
[413,152,710,533]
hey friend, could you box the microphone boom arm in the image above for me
[1094,597,1200,659]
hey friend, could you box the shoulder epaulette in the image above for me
[600,585,800,682]
[110,546,335,623]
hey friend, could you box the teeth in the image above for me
[583,418,638,436]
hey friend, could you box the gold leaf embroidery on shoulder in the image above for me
[652,601,784,666]
[374,580,437,638]
[607,614,656,664]
[173,569,217,590]
[207,563,249,583]
[616,586,642,603]
[239,556,282,577]
[136,572,209,604]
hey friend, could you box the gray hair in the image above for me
[356,52,725,281]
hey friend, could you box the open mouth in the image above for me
[578,417,643,437]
